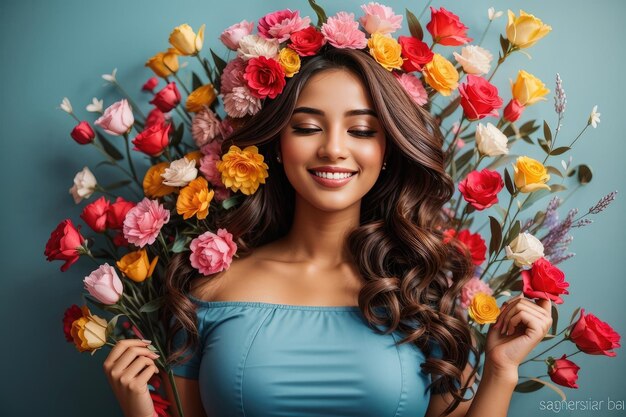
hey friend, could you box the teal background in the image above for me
[1,0,624,416]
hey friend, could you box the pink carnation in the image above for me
[122,197,170,248]
[191,107,221,147]
[359,2,403,35]
[223,86,262,118]
[200,138,223,158]
[220,57,247,95]
[190,228,237,275]
[394,73,428,106]
[460,277,493,309]
[199,153,224,187]
[257,9,311,42]
[321,12,367,49]
[220,20,255,51]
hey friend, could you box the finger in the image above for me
[105,339,151,368]
[123,356,157,381]
[510,297,552,318]
[535,298,552,314]
[110,346,160,379]
[506,309,551,337]
[133,362,160,388]
[499,302,546,336]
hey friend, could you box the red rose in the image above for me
[426,6,472,46]
[548,354,580,388]
[398,36,434,72]
[521,257,569,304]
[459,75,503,120]
[150,82,181,112]
[504,98,524,122]
[80,196,110,233]
[62,304,83,342]
[443,228,486,266]
[458,169,504,210]
[106,197,136,230]
[569,309,621,356]
[150,390,171,417]
[244,56,286,99]
[145,108,167,129]
[70,121,95,145]
[44,219,85,271]
[132,122,171,157]
[142,77,159,92]
[112,231,130,247]
[289,26,326,56]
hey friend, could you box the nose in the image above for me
[317,126,349,161]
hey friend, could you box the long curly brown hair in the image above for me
[162,47,478,415]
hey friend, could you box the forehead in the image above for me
[294,69,375,112]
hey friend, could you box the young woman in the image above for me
[103,47,553,417]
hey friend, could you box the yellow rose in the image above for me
[176,176,214,220]
[186,84,217,113]
[468,293,500,324]
[278,47,301,78]
[70,306,108,353]
[184,150,204,167]
[506,10,552,49]
[143,162,178,198]
[116,249,158,282]
[367,33,404,71]
[216,145,269,195]
[169,23,205,56]
[145,48,180,78]
[512,156,551,193]
[511,70,550,106]
[422,53,459,97]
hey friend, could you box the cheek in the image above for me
[357,140,386,168]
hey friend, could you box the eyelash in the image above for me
[291,127,377,138]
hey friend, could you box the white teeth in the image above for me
[313,171,354,179]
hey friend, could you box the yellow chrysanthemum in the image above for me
[512,156,551,193]
[143,162,178,198]
[422,53,459,96]
[70,306,108,354]
[367,33,404,71]
[145,48,180,78]
[176,176,214,220]
[278,47,301,77]
[116,249,158,283]
[216,145,269,195]
[185,84,217,113]
[468,293,500,324]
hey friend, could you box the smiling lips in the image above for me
[308,167,358,188]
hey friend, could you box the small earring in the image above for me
[382,161,387,170]
[276,154,282,163]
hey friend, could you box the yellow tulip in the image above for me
[512,156,551,193]
[185,84,217,113]
[169,23,205,56]
[145,48,180,78]
[278,47,301,78]
[506,10,552,49]
[468,293,500,324]
[116,249,158,282]
[511,70,550,106]
[176,176,214,220]
[422,53,459,96]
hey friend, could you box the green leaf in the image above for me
[537,138,551,155]
[504,167,515,195]
[514,380,545,393]
[543,120,552,145]
[505,220,521,246]
[454,148,474,171]
[550,304,559,335]
[488,216,502,257]
[210,49,228,76]
[549,184,567,193]
[519,120,539,136]
[96,131,124,160]
[577,164,593,184]
[546,165,563,178]
[95,160,117,169]
[171,122,184,148]
[499,34,510,56]
[438,95,461,119]
[520,189,551,211]
[171,236,190,253]
[509,280,523,291]
[104,180,132,190]
[549,146,571,156]
[106,314,124,339]
[502,124,515,138]
[405,8,423,41]
[308,0,328,27]
[569,307,581,325]
[485,154,517,171]
[520,135,534,145]
[222,194,242,210]
[191,72,203,91]
[140,297,165,313]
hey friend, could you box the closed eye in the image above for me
[291,127,377,138]
[291,127,321,135]
[349,130,377,138]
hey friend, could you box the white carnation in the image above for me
[237,34,280,61]
[69,166,97,204]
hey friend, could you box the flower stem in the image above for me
[122,133,141,186]
[521,338,568,365]
[168,368,186,417]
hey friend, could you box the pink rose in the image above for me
[257,9,311,42]
[460,277,493,309]
[190,228,237,275]
[359,2,403,35]
[150,82,181,113]
[80,196,110,233]
[521,257,570,304]
[289,26,326,57]
[83,263,123,305]
[122,197,170,248]
[44,219,86,272]
[192,107,221,147]
[220,20,255,50]
[458,75,503,120]
[426,6,472,46]
[394,73,428,106]
[94,99,134,136]
[220,57,247,95]
[70,121,95,145]
[458,168,504,210]
[243,56,286,99]
[320,12,367,49]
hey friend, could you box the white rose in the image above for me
[505,232,544,267]
[69,166,97,204]
[453,45,493,75]
[237,34,279,61]
[161,157,198,187]
[475,122,509,156]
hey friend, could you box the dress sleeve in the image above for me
[427,339,478,398]
[169,314,204,380]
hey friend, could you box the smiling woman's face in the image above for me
[279,68,387,213]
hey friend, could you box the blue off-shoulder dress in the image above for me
[171,295,475,417]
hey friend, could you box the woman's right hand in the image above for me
[103,338,161,417]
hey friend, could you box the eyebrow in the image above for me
[292,106,378,118]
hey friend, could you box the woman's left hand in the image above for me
[485,294,553,372]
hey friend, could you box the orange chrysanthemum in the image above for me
[176,176,214,220]
[216,145,269,195]
[143,161,178,198]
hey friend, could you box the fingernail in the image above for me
[141,339,151,344]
